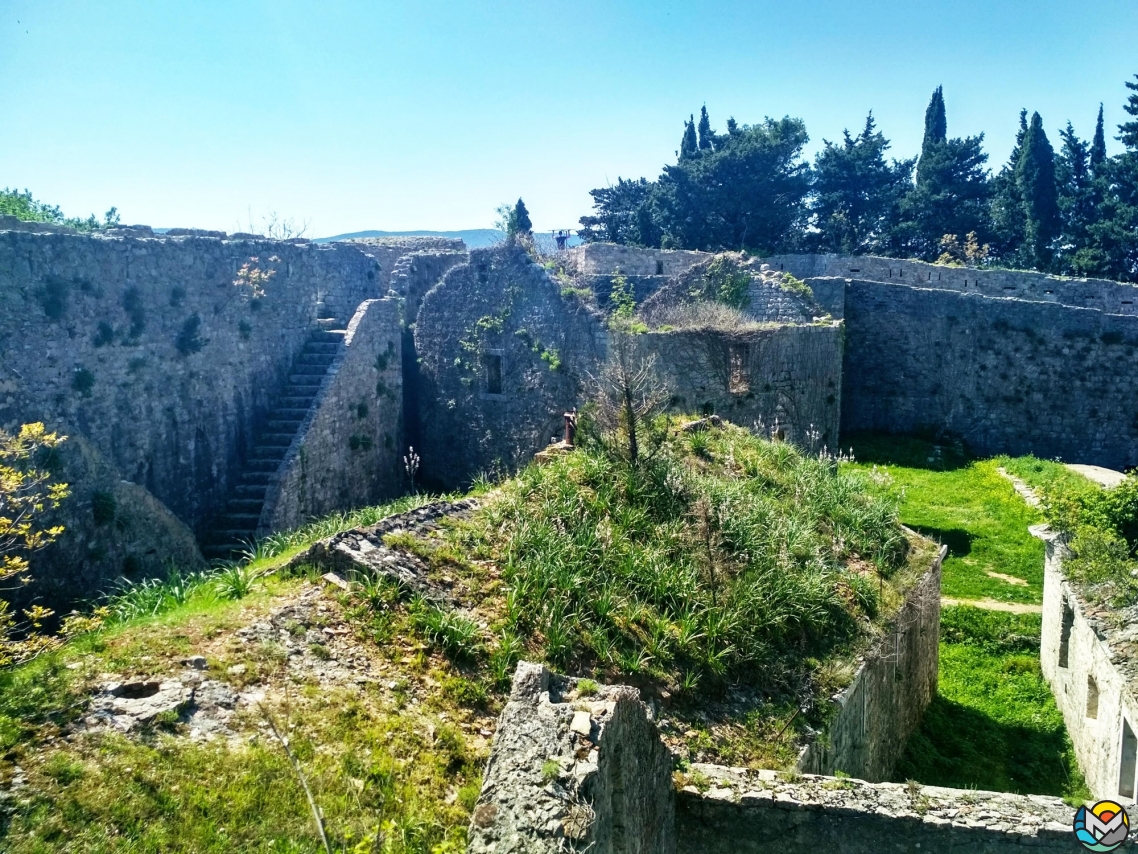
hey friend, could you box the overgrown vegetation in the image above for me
[0,188,120,233]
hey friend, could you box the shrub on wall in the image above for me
[176,314,204,355]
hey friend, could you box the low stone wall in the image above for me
[261,298,404,533]
[1038,525,1138,801]
[798,546,944,781]
[764,252,1138,314]
[566,243,710,277]
[467,662,675,854]
[675,765,1077,853]
[632,323,843,451]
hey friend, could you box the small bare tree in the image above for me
[592,332,671,466]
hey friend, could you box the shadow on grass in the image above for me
[894,695,1075,796]
[844,431,973,472]
[909,526,974,558]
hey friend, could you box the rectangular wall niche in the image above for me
[1121,719,1138,799]
[483,353,503,396]
[728,344,751,394]
[1059,599,1075,668]
[1087,676,1100,719]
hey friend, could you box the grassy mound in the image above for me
[455,420,917,692]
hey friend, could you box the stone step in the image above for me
[316,317,339,328]
[246,458,282,473]
[309,330,346,343]
[289,375,326,386]
[226,498,264,514]
[250,447,287,462]
[305,341,340,354]
[265,419,303,432]
[270,407,310,420]
[275,395,315,409]
[296,352,336,366]
[237,471,274,486]
[259,432,296,446]
[233,483,269,497]
[291,363,328,375]
[222,513,262,527]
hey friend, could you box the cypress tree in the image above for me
[1057,122,1094,269]
[698,106,714,151]
[916,86,948,185]
[680,115,698,160]
[1119,75,1138,150]
[1016,112,1061,268]
[513,198,532,236]
[1091,104,1108,175]
[989,110,1028,261]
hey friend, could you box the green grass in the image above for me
[844,434,1089,800]
[895,607,1089,801]
[845,433,1045,604]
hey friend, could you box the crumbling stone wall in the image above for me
[468,662,675,854]
[389,249,468,319]
[345,236,465,290]
[674,766,1078,853]
[414,245,605,488]
[260,298,405,533]
[798,547,944,781]
[1038,526,1138,801]
[841,280,1138,469]
[631,324,843,450]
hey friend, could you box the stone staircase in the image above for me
[201,315,345,561]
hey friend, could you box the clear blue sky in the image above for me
[3,1,1136,237]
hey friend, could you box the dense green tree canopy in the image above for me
[579,76,1138,281]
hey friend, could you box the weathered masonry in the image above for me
[10,222,1138,602]
[1038,524,1138,801]
[468,557,1074,854]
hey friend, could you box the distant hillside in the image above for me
[315,228,581,252]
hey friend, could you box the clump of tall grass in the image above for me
[458,418,911,693]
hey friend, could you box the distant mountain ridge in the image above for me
[314,229,505,248]
[314,228,581,252]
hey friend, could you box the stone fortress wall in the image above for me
[569,242,1138,469]
[1037,525,1138,802]
[11,222,1138,599]
[0,222,442,600]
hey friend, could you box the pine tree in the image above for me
[725,117,739,136]
[1119,75,1138,149]
[698,106,714,151]
[1016,112,1060,269]
[1091,104,1108,176]
[513,198,532,236]
[812,112,914,253]
[916,86,947,185]
[680,116,698,160]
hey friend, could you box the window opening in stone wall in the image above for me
[655,260,664,275]
[483,354,502,395]
[1059,599,1075,668]
[1087,675,1100,719]
[1121,719,1138,799]
[728,344,751,394]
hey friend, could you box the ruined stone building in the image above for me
[6,217,1138,607]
